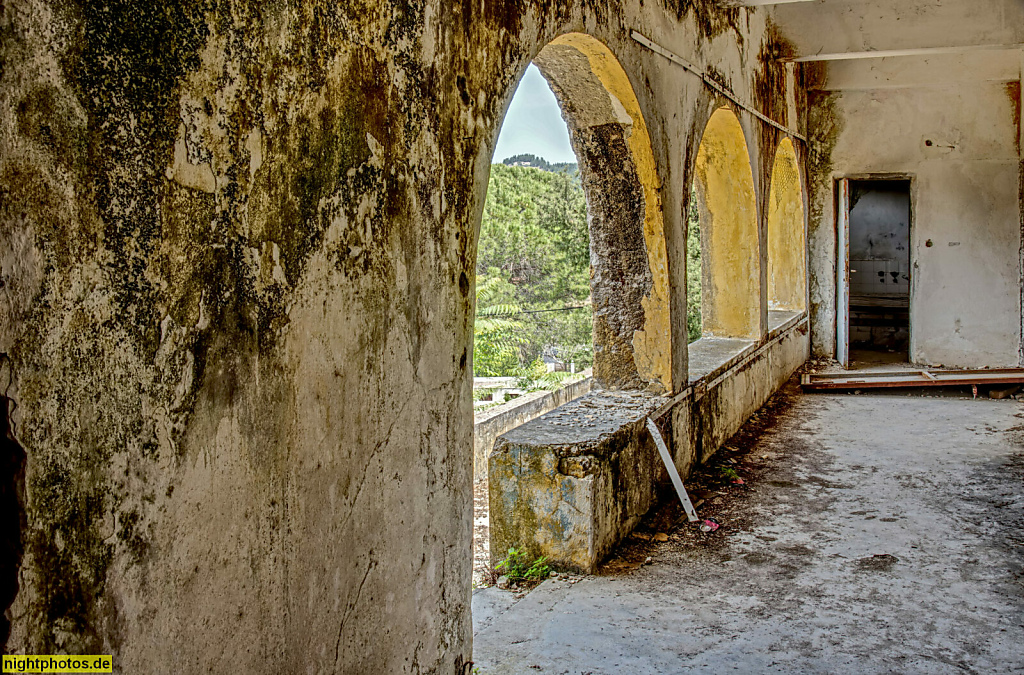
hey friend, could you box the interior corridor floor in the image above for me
[471,381,1024,674]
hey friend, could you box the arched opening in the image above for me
[692,107,760,340]
[471,63,593,588]
[766,138,806,313]
[474,33,673,585]
[474,64,592,384]
[532,33,672,392]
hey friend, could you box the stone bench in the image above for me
[488,389,667,574]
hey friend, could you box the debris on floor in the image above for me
[989,385,1019,400]
[473,379,1024,673]
[472,478,493,588]
[700,518,720,533]
[801,368,1024,391]
[856,553,900,572]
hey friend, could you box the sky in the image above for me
[492,64,576,165]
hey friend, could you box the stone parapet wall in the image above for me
[671,315,810,478]
[473,373,594,482]
[489,316,809,573]
[488,390,667,573]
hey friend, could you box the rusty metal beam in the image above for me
[630,31,808,143]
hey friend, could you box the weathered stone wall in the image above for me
[679,316,809,475]
[784,0,1024,367]
[535,34,674,392]
[474,374,593,482]
[0,0,793,670]
[489,390,666,573]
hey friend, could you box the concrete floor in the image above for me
[471,382,1024,674]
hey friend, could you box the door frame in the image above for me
[835,173,916,369]
[836,178,850,369]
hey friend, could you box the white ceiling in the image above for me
[741,0,1023,90]
[768,0,1023,57]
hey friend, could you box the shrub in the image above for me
[495,547,550,583]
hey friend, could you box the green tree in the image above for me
[473,276,526,377]
[475,164,593,375]
[475,164,703,367]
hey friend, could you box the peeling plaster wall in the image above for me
[807,80,1022,366]
[0,0,791,670]
[783,0,1024,367]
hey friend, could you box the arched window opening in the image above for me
[533,34,672,393]
[691,107,761,341]
[473,34,673,586]
[766,138,807,315]
[474,125,592,382]
[472,63,591,589]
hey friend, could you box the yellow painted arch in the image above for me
[766,138,807,311]
[539,33,673,392]
[693,107,760,339]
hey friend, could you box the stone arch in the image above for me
[692,107,760,340]
[491,33,672,393]
[766,138,807,312]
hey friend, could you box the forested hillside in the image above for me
[501,153,579,174]
[474,164,592,377]
[473,164,704,379]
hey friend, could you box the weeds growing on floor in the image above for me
[716,465,738,480]
[495,548,550,585]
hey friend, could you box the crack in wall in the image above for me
[333,553,378,671]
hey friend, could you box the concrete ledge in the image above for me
[473,373,593,481]
[767,309,804,340]
[667,313,810,477]
[486,315,809,574]
[488,390,666,573]
[687,337,757,385]
[685,312,801,386]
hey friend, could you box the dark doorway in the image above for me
[847,179,911,360]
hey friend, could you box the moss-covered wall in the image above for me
[0,0,793,671]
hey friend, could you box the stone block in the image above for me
[488,390,665,574]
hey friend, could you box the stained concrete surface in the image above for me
[489,390,668,572]
[472,382,1024,673]
[687,337,755,383]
